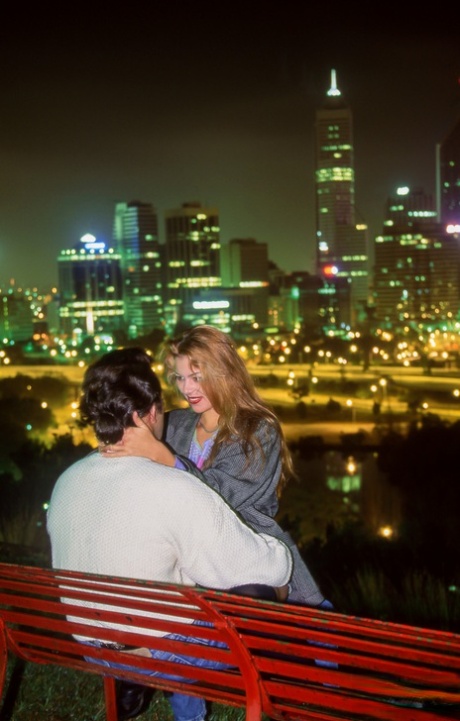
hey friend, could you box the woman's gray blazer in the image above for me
[164,408,324,605]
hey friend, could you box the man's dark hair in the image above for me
[79,348,162,445]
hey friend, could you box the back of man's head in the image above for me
[79,348,162,445]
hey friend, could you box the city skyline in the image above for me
[1,4,459,289]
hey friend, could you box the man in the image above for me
[47,350,292,721]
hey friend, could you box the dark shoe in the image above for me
[116,681,153,720]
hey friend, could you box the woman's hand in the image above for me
[100,412,175,466]
[100,425,156,459]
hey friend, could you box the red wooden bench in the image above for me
[1,561,460,721]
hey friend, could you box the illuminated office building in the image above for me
[373,186,460,326]
[315,69,369,318]
[437,116,460,230]
[220,238,268,286]
[268,271,351,334]
[58,234,124,340]
[0,288,34,342]
[177,238,269,334]
[112,200,163,338]
[383,186,437,226]
[220,238,269,327]
[164,201,221,330]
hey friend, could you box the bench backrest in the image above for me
[202,587,460,720]
[1,562,460,721]
[0,562,255,715]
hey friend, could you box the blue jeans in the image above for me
[84,622,228,721]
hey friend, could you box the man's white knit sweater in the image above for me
[47,452,292,636]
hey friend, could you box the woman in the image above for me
[102,326,328,607]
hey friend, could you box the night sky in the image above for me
[1,3,459,289]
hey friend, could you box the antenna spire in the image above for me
[327,69,341,97]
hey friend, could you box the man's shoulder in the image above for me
[135,458,218,504]
[60,449,98,473]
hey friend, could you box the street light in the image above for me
[379,377,389,410]
[346,398,356,423]
[378,525,394,539]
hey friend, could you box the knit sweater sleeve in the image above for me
[166,473,293,590]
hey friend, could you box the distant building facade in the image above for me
[164,201,221,331]
[220,238,268,285]
[0,288,34,342]
[373,186,460,326]
[58,234,125,340]
[268,269,351,334]
[220,238,269,327]
[112,200,163,338]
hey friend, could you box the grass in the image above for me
[1,659,247,721]
[2,660,110,721]
[326,568,460,630]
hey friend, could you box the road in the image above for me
[3,361,460,393]
[3,362,460,440]
[250,362,460,390]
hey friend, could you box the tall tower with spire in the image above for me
[314,70,369,320]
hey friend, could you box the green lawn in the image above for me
[2,658,247,721]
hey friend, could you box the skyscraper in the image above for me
[112,201,163,338]
[58,234,124,339]
[373,186,460,326]
[314,70,369,319]
[164,201,221,329]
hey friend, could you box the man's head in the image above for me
[79,348,164,445]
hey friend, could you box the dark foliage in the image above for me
[0,396,54,434]
[304,520,415,596]
[0,374,70,407]
[377,423,460,581]
[0,435,92,549]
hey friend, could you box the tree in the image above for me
[0,434,92,548]
[0,397,55,435]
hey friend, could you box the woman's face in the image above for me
[173,355,213,414]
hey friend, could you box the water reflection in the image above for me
[324,450,402,536]
[326,454,361,493]
[285,449,403,543]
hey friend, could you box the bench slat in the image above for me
[1,562,460,721]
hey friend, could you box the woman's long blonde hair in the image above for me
[159,325,295,491]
